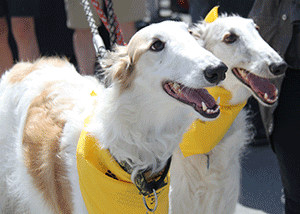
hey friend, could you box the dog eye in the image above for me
[150,40,165,52]
[223,33,238,44]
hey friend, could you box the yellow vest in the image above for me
[76,92,169,214]
[180,86,247,157]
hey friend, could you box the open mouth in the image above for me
[232,68,278,105]
[163,81,220,118]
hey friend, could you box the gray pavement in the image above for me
[239,144,284,214]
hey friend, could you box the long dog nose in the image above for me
[269,62,288,76]
[204,62,228,84]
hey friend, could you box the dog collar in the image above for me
[180,86,247,157]
[118,157,171,197]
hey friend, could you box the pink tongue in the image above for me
[248,73,277,100]
[181,87,216,109]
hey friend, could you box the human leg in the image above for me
[10,17,40,62]
[64,0,101,75]
[0,17,14,76]
[73,29,96,75]
[271,69,300,214]
[119,22,136,44]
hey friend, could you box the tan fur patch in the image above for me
[8,57,69,84]
[23,83,74,214]
[103,38,151,93]
[112,56,135,91]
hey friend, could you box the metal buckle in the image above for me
[143,189,158,213]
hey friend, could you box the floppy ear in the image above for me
[189,22,207,46]
[101,45,135,91]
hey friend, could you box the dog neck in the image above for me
[91,84,196,178]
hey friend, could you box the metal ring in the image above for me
[143,189,158,213]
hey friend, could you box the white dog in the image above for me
[169,15,287,214]
[0,21,227,214]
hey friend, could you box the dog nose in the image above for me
[269,62,288,76]
[204,62,228,84]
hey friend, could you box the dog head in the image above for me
[190,15,287,106]
[101,21,228,121]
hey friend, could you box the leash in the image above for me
[81,0,125,80]
[81,0,125,54]
[82,0,125,48]
[91,0,125,46]
[81,0,107,58]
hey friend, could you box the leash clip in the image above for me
[143,189,158,213]
[205,151,212,170]
[206,154,210,170]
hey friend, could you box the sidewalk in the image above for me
[239,144,284,214]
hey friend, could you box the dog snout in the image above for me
[204,62,228,84]
[269,62,288,76]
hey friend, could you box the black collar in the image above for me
[118,157,172,196]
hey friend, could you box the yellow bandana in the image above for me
[204,6,219,23]
[76,92,169,213]
[179,86,247,157]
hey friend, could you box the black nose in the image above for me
[204,62,228,84]
[269,62,288,76]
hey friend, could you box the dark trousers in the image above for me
[271,68,300,214]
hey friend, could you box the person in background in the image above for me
[249,0,300,213]
[64,0,146,75]
[0,0,40,76]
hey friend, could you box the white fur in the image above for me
[0,21,224,213]
[169,16,285,214]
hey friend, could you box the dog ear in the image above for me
[101,45,135,91]
[189,22,207,46]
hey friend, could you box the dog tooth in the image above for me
[202,102,208,111]
[211,106,220,113]
[264,93,268,100]
[217,97,220,105]
[275,89,279,96]
[173,83,179,90]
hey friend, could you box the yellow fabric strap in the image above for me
[76,92,169,213]
[180,86,247,157]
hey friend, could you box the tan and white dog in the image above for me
[0,21,227,214]
[169,15,287,214]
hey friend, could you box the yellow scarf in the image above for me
[179,86,247,157]
[76,92,169,214]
